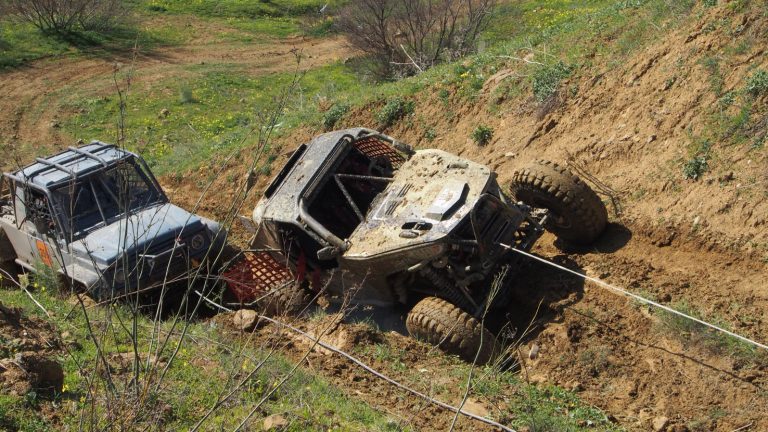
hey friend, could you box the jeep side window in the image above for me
[51,160,163,239]
[26,189,57,237]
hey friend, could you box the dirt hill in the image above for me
[1,1,767,431]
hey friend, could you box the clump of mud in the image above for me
[0,303,64,395]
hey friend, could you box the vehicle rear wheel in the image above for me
[406,297,497,365]
[0,260,20,288]
[511,159,607,244]
[260,281,312,317]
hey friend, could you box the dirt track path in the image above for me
[0,32,352,169]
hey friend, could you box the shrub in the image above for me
[376,97,414,127]
[683,140,711,180]
[179,85,195,104]
[471,125,494,146]
[532,61,573,102]
[5,0,126,33]
[336,0,496,79]
[424,127,437,141]
[745,69,768,97]
[322,103,349,130]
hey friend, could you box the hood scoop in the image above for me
[425,180,468,221]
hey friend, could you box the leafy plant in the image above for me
[683,139,711,180]
[376,97,414,127]
[322,103,349,129]
[745,69,768,97]
[532,61,573,102]
[424,127,437,141]
[471,124,494,146]
[178,85,195,104]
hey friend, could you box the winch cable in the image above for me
[498,243,768,352]
[193,290,516,432]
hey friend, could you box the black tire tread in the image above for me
[511,159,607,244]
[406,297,497,364]
[0,229,16,262]
[260,281,311,317]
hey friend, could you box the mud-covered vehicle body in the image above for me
[0,142,225,299]
[247,128,606,362]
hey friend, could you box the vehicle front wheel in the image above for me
[0,260,19,288]
[511,159,607,244]
[406,297,498,365]
[260,281,312,317]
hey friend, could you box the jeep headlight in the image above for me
[190,233,206,251]
[113,268,126,285]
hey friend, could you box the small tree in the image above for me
[335,0,495,79]
[5,0,126,33]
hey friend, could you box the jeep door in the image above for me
[12,186,66,272]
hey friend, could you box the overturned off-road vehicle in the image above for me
[234,128,606,363]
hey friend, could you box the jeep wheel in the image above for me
[406,297,497,365]
[0,260,19,287]
[260,281,312,317]
[511,159,607,244]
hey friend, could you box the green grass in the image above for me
[26,0,706,179]
[137,0,343,18]
[441,363,622,431]
[657,300,768,366]
[1,288,400,431]
[61,62,362,174]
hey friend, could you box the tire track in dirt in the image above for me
[0,34,353,171]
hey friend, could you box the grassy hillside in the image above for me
[3,0,768,430]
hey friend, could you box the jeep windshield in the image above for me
[51,159,165,239]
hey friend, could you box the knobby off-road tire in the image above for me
[0,230,19,287]
[406,297,497,365]
[511,160,607,244]
[260,281,312,317]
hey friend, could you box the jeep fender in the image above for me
[58,263,103,291]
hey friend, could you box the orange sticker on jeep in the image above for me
[36,240,53,267]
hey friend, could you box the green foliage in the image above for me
[683,140,712,180]
[700,55,724,96]
[376,97,414,128]
[532,61,573,102]
[178,85,195,104]
[745,69,768,97]
[62,62,361,174]
[139,0,339,19]
[658,301,768,364]
[0,394,52,432]
[471,124,494,146]
[423,127,437,141]
[702,0,718,7]
[322,103,349,129]
[509,385,621,431]
[1,289,400,431]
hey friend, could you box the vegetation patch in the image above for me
[532,61,573,102]
[322,103,349,130]
[471,124,494,146]
[657,300,768,365]
[376,97,415,128]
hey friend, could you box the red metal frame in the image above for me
[221,252,293,302]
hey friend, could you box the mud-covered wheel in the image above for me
[406,297,497,364]
[511,159,607,244]
[260,281,312,317]
[0,260,19,288]
[0,230,19,287]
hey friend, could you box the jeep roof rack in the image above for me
[7,141,131,188]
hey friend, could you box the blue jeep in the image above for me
[0,142,226,299]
